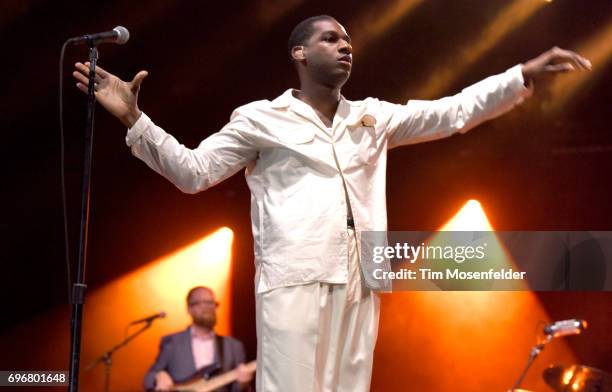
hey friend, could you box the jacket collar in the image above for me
[270,88,362,110]
[270,89,366,134]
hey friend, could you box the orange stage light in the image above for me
[426,199,527,290]
[373,200,577,391]
[439,199,494,231]
[79,227,235,391]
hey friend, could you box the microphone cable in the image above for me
[59,39,73,302]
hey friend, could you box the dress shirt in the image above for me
[190,327,215,370]
[126,64,531,293]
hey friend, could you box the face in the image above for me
[295,19,353,87]
[187,288,217,329]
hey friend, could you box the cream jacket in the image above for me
[126,65,531,293]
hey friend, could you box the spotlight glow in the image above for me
[440,199,494,231]
[80,227,235,391]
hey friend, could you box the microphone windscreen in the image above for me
[114,26,130,44]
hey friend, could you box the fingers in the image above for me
[82,61,111,78]
[72,69,90,86]
[549,47,592,70]
[73,64,102,95]
[73,61,115,95]
[75,82,88,94]
[72,62,148,97]
[130,70,149,93]
[74,62,104,87]
[72,68,100,94]
[75,82,99,97]
[545,63,575,73]
[575,55,592,70]
[74,62,108,81]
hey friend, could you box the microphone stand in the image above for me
[86,321,155,392]
[510,334,553,391]
[68,38,99,392]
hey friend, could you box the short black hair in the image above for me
[186,286,213,304]
[288,15,338,58]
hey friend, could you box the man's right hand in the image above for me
[153,370,174,391]
[72,62,148,128]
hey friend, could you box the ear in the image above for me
[291,45,306,61]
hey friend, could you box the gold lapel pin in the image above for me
[361,114,376,127]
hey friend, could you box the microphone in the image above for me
[544,319,587,338]
[129,311,166,325]
[69,26,130,45]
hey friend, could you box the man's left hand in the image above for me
[521,46,591,85]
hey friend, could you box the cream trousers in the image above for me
[255,227,380,392]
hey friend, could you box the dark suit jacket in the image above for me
[143,327,246,391]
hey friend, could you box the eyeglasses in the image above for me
[188,300,219,308]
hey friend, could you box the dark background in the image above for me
[1,0,611,382]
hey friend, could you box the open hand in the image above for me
[521,47,591,85]
[73,62,148,127]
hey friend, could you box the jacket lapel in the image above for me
[332,96,368,139]
[181,327,197,376]
[271,89,331,137]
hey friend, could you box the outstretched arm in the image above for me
[384,47,590,149]
[72,63,258,194]
[125,112,258,194]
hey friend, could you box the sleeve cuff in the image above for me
[125,112,151,147]
[509,64,534,100]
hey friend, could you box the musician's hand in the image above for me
[72,62,148,128]
[154,370,174,391]
[521,47,591,86]
[236,363,253,384]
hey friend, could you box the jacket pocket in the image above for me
[273,126,315,145]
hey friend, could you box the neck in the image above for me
[192,324,213,336]
[296,80,342,125]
